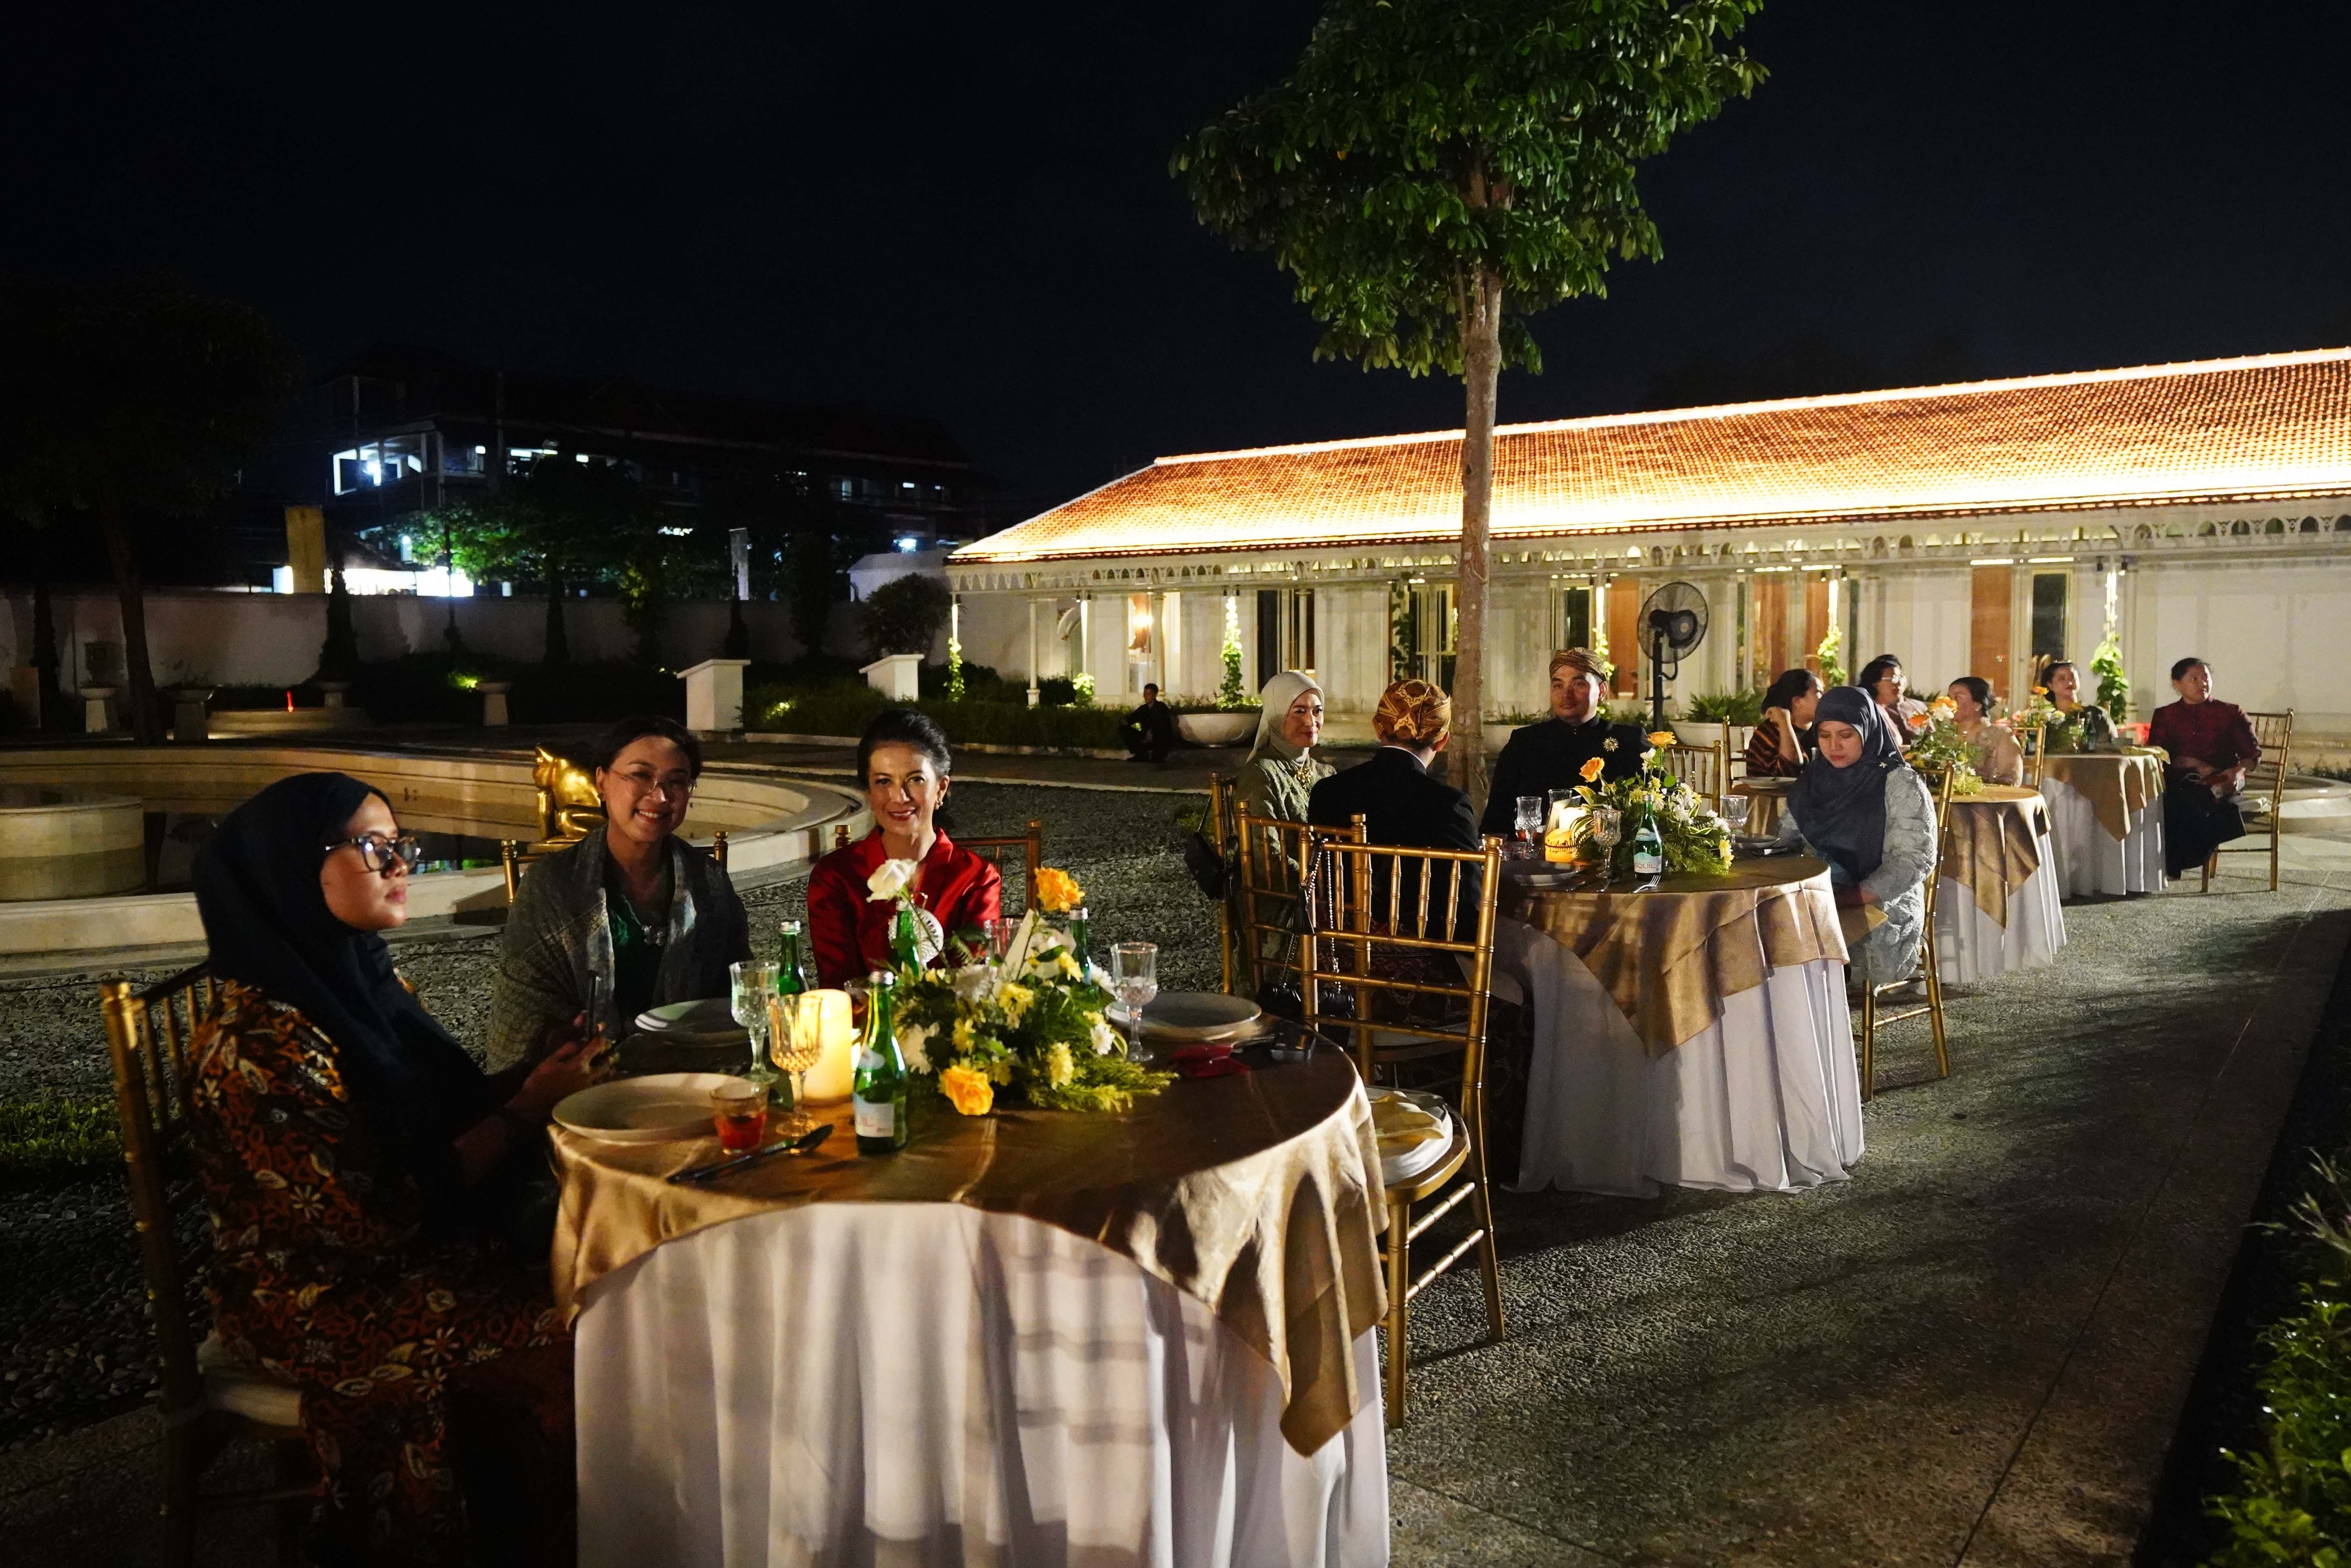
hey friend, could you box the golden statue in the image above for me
[533,746,605,846]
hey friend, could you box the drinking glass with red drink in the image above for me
[711,1080,769,1151]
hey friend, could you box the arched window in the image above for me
[2265,518,2286,535]
[2231,520,2251,536]
[2301,517,2320,533]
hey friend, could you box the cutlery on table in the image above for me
[668,1123,833,1185]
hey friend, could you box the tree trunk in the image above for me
[544,561,570,663]
[95,486,162,743]
[1452,267,1504,815]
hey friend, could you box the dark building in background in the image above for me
[253,343,993,588]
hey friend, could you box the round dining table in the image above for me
[553,1039,1391,1568]
[1733,776,2067,986]
[1493,853,1862,1198]
[2038,748,2167,896]
[1935,783,2068,984]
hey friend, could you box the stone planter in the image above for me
[1674,721,1727,750]
[1176,711,1256,747]
[166,687,215,744]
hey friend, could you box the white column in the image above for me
[1025,599,1041,707]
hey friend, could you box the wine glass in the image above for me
[1110,942,1159,1057]
[1512,795,1543,859]
[729,959,780,1098]
[1584,806,1623,884]
[981,917,1016,963]
[1718,795,1752,834]
[769,992,827,1136]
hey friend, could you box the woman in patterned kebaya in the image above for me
[186,772,604,1562]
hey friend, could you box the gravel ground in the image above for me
[0,782,1213,1450]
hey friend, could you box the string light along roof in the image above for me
[953,347,2351,565]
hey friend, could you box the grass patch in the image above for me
[0,1098,120,1188]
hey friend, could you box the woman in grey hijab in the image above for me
[1236,670,1332,823]
[1776,686,1938,990]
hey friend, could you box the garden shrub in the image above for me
[0,1098,117,1190]
[745,679,1125,751]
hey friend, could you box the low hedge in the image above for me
[0,1098,118,1190]
[746,680,1127,751]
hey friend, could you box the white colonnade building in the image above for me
[949,348,2351,758]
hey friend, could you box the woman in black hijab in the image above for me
[185,772,602,1564]
[1777,688,1939,991]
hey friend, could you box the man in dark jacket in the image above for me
[1478,647,1652,838]
[1310,678,1483,938]
[1120,683,1180,763]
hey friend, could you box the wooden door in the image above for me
[1801,574,1830,672]
[1752,575,1788,680]
[1607,577,1642,694]
[1969,565,2014,700]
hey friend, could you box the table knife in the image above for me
[669,1123,832,1185]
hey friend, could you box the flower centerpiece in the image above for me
[2009,684,2073,754]
[1567,731,1732,877]
[1904,694,1985,794]
[892,908,1172,1115]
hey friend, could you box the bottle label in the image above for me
[1634,845,1665,875]
[854,1096,896,1139]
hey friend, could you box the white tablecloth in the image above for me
[576,1202,1389,1568]
[1935,862,2067,985]
[1497,918,1863,1197]
[2041,775,2166,896]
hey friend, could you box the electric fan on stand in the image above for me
[1638,581,1710,732]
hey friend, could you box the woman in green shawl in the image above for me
[1236,670,1331,823]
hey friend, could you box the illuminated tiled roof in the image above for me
[954,348,2351,564]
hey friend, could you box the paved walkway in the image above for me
[3,788,2346,1564]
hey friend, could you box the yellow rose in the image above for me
[940,1064,994,1116]
[1647,731,1676,748]
[1035,867,1085,914]
[2031,685,2049,697]
[1579,756,1606,783]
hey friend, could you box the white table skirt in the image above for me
[1497,919,1863,1197]
[2041,776,2166,896]
[576,1202,1389,1568]
[1935,862,2067,986]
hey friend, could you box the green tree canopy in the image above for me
[1174,0,1763,796]
[0,274,301,739]
[439,455,660,663]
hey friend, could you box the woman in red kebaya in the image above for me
[2147,655,2263,880]
[806,708,1003,986]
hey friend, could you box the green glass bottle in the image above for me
[891,905,922,973]
[776,920,812,995]
[852,971,911,1155]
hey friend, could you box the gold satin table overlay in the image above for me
[1504,856,1848,1057]
[551,1052,1387,1457]
[1943,785,2050,929]
[2041,750,2164,844]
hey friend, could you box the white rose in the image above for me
[1089,1016,1121,1056]
[897,1019,934,1074]
[866,858,919,902]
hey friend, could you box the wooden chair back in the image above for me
[1299,831,1509,1423]
[2207,709,2294,891]
[102,965,312,1562]
[958,819,1045,915]
[1207,773,1241,993]
[502,830,728,906]
[1233,810,1362,1001]
[1859,766,1958,1097]
[1661,732,1732,813]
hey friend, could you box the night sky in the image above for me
[10,2,2351,518]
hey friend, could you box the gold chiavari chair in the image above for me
[1661,731,1732,813]
[1857,767,1958,1099]
[1233,810,1363,1002]
[2205,709,2295,893]
[99,965,312,1566]
[1301,830,1507,1425]
[1207,774,1242,993]
[958,818,1045,916]
[2018,718,2050,790]
[501,830,728,905]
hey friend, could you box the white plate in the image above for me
[634,998,751,1041]
[1137,991,1262,1043]
[1368,1087,1456,1186]
[553,1072,748,1143]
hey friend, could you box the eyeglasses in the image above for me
[323,834,423,877]
[609,769,695,799]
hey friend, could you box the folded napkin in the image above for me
[1369,1094,1446,1156]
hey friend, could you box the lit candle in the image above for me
[1544,801,1585,864]
[791,990,860,1103]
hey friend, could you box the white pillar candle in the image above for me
[790,990,860,1103]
